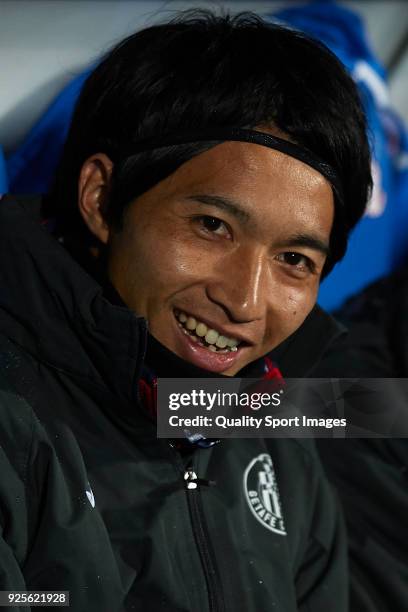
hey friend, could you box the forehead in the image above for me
[159,141,334,235]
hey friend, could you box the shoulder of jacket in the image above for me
[0,369,44,485]
[337,267,408,326]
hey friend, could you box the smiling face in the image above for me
[80,140,334,375]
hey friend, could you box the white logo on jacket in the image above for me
[86,482,96,508]
[244,453,286,535]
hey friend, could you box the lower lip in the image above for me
[173,317,244,374]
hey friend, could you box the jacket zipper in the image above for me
[183,468,226,612]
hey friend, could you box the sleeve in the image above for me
[318,438,408,612]
[0,376,124,611]
[295,444,349,612]
[0,538,30,611]
[0,381,33,610]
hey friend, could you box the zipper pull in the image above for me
[184,470,216,489]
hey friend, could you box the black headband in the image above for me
[122,127,343,204]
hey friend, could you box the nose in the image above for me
[206,247,270,323]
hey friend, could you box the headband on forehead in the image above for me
[122,127,343,204]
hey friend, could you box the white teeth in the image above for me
[208,345,217,352]
[216,335,228,349]
[176,311,240,351]
[186,316,196,331]
[196,322,208,337]
[205,329,219,345]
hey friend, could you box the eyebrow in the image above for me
[278,234,330,258]
[186,194,250,223]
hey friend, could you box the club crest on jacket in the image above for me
[244,453,286,536]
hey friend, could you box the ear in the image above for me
[78,153,113,244]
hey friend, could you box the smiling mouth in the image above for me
[174,310,242,353]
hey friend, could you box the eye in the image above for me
[196,215,231,239]
[276,252,315,273]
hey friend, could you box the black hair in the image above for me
[49,9,372,275]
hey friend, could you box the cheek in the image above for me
[285,286,317,318]
[264,284,318,345]
[119,222,211,295]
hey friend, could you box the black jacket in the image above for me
[314,271,408,612]
[0,195,347,612]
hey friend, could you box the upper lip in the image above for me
[174,309,255,346]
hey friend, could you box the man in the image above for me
[0,11,371,611]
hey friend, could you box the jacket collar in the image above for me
[0,195,146,405]
[269,304,346,377]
